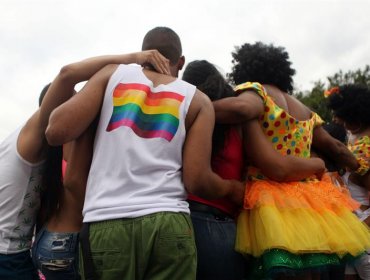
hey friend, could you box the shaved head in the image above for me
[142,27,182,65]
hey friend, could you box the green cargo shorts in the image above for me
[80,212,197,280]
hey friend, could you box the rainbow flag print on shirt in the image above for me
[106,83,185,142]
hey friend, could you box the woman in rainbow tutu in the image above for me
[213,42,370,279]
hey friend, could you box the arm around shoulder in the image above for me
[244,120,325,182]
[183,90,244,205]
[46,64,117,146]
[213,90,264,124]
[312,126,359,171]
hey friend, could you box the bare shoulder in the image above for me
[285,94,312,119]
[98,64,119,77]
[185,89,213,131]
[17,111,47,163]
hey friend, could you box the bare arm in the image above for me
[212,91,264,123]
[183,90,244,205]
[312,126,359,171]
[19,50,170,162]
[244,120,325,181]
[46,64,116,145]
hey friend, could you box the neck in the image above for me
[142,64,158,73]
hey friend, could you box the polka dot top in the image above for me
[348,135,370,175]
[348,135,370,159]
[234,82,324,180]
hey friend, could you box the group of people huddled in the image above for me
[1,26,370,280]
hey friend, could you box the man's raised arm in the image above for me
[45,50,170,146]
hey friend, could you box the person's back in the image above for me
[45,27,244,280]
[83,64,196,221]
[182,60,246,279]
[264,84,312,121]
[213,41,370,279]
[31,50,177,280]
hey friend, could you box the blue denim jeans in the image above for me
[32,227,80,280]
[0,250,38,280]
[190,209,247,280]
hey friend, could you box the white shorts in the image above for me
[345,251,370,279]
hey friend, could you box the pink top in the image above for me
[62,159,67,178]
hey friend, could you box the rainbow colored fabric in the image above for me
[106,83,184,141]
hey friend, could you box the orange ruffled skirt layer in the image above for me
[235,173,370,258]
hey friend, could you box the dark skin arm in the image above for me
[46,50,170,145]
[46,64,115,145]
[47,65,245,206]
[183,90,245,206]
[214,88,357,177]
[213,89,325,181]
[212,90,263,123]
[244,120,325,181]
[312,126,359,171]
[20,50,170,159]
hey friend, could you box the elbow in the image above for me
[268,171,288,182]
[45,125,65,146]
[263,164,290,182]
[63,175,86,193]
[184,169,226,200]
[184,171,212,199]
[184,174,202,196]
[57,64,78,85]
[236,104,253,121]
[45,111,68,146]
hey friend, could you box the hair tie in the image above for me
[324,86,340,98]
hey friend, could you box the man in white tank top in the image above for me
[0,50,175,280]
[46,27,244,280]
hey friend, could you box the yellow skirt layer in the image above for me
[236,173,370,257]
[244,173,359,211]
[236,206,370,257]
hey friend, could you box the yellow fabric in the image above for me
[348,135,370,175]
[233,82,370,261]
[348,135,370,158]
[235,82,324,180]
[236,205,370,258]
[236,173,370,257]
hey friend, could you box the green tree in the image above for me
[327,65,370,87]
[294,65,370,122]
[295,80,331,121]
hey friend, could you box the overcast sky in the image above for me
[1,0,369,141]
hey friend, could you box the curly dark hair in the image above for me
[228,42,296,93]
[327,84,370,127]
[183,60,235,153]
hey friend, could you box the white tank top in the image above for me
[0,127,44,253]
[83,64,196,222]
